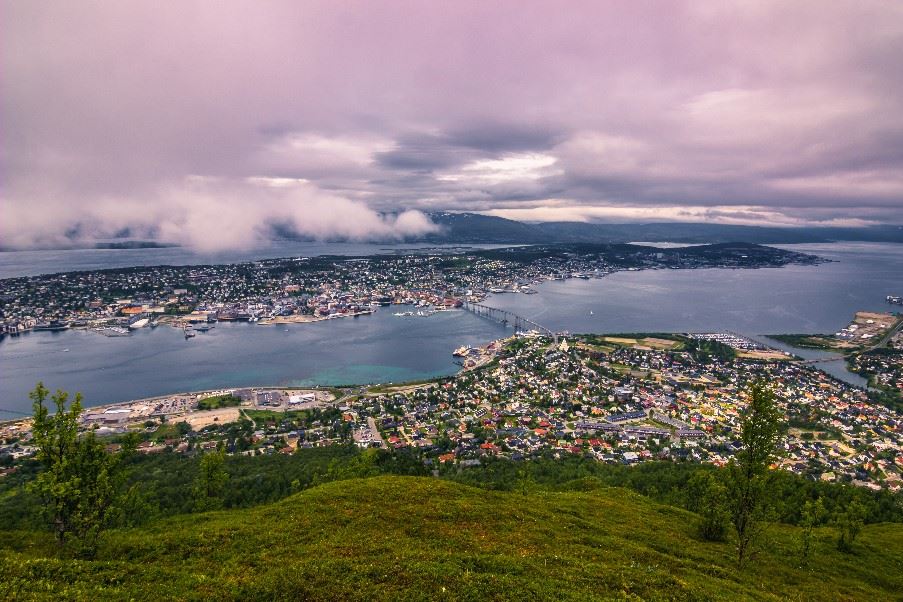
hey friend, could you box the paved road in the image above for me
[367,416,386,447]
[867,315,903,351]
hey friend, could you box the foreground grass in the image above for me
[2,476,901,600]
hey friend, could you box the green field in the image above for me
[196,394,243,411]
[2,476,901,600]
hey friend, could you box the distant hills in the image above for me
[421,212,903,245]
[4,214,901,252]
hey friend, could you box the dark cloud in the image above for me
[2,0,902,249]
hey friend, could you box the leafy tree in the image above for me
[27,382,132,557]
[725,381,784,568]
[698,475,730,542]
[799,498,825,565]
[192,448,229,511]
[834,499,867,552]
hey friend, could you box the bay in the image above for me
[0,309,507,415]
[1,241,901,416]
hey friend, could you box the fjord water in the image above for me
[1,242,901,415]
[0,310,509,414]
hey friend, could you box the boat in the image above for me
[94,326,130,337]
[34,320,71,332]
[453,346,471,357]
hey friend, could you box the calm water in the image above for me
[482,242,903,387]
[0,309,508,414]
[1,242,901,415]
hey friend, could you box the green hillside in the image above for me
[2,476,902,601]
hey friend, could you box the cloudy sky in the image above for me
[3,1,902,249]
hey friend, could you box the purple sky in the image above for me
[3,1,902,249]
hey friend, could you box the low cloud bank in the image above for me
[0,179,439,252]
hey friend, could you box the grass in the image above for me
[196,394,242,411]
[2,476,901,600]
[767,334,856,352]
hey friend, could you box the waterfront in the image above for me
[1,241,901,415]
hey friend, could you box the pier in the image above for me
[462,301,558,344]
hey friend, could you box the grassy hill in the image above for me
[2,476,901,601]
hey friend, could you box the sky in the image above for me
[2,1,902,250]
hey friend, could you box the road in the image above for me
[866,315,903,351]
[367,416,386,448]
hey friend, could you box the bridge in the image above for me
[462,301,558,343]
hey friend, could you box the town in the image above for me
[3,329,900,492]
[0,242,821,336]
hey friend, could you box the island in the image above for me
[0,242,821,336]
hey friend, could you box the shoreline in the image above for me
[0,322,874,426]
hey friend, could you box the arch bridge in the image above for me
[462,301,558,344]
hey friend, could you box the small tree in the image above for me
[517,464,534,497]
[192,447,229,512]
[834,499,867,552]
[27,382,131,557]
[725,381,784,568]
[698,474,730,542]
[799,498,825,565]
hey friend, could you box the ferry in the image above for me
[34,320,71,332]
[453,346,471,357]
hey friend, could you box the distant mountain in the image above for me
[422,212,548,243]
[423,213,903,245]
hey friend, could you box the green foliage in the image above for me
[834,499,867,552]
[798,498,825,565]
[682,337,736,362]
[698,474,731,542]
[1,477,901,600]
[192,448,229,512]
[725,381,784,567]
[196,394,242,411]
[27,382,133,558]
